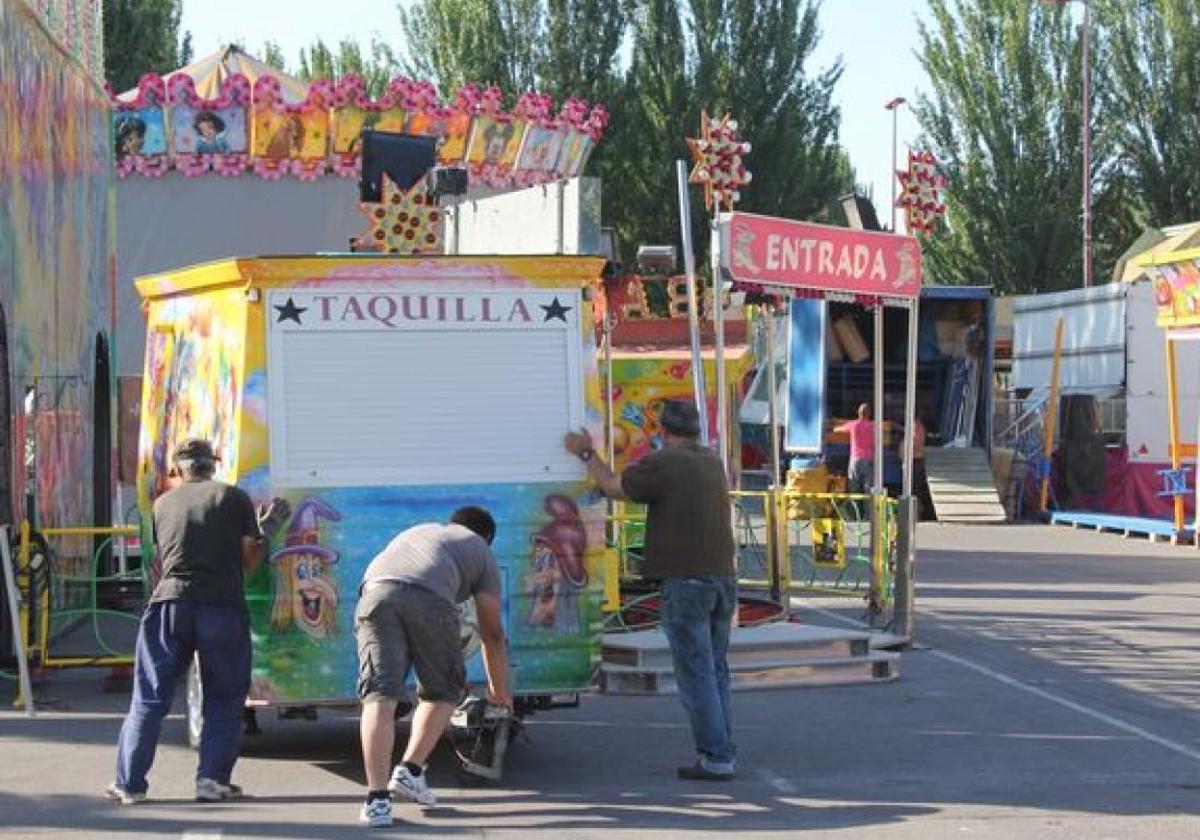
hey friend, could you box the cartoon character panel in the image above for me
[243,483,603,704]
[172,105,248,155]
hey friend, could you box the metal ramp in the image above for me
[924,446,1008,524]
[600,623,899,695]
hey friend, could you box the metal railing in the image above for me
[605,488,897,618]
[17,523,144,671]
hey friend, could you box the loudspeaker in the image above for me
[359,130,437,202]
[430,166,470,198]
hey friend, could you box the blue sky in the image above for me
[181,0,930,221]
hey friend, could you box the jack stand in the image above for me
[450,697,518,782]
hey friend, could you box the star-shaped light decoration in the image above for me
[895,149,947,238]
[687,110,752,213]
[355,173,444,254]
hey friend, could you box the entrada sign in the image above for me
[719,212,922,299]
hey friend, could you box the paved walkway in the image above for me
[1,523,1198,838]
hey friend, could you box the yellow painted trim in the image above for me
[1166,338,1185,532]
[1134,245,1200,267]
[136,255,608,301]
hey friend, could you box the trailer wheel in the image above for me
[185,657,203,750]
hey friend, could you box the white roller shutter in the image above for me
[267,287,585,487]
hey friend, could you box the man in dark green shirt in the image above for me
[564,399,738,780]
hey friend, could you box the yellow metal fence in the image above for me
[606,489,897,611]
[16,523,143,671]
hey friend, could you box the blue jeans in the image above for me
[115,600,251,792]
[660,575,737,765]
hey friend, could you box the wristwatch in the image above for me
[578,448,594,462]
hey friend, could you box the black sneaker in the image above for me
[677,760,736,781]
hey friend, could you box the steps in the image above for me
[600,622,900,695]
[924,446,1008,524]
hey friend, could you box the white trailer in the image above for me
[1012,279,1200,466]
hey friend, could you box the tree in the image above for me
[401,0,850,262]
[399,0,544,94]
[102,0,188,91]
[1099,0,1200,229]
[297,37,401,98]
[915,0,1102,292]
[262,40,288,73]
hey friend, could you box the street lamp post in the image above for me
[1044,0,1093,287]
[885,96,907,233]
[1081,0,1093,288]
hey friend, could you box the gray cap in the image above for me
[659,399,701,437]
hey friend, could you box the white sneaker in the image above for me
[104,783,146,805]
[359,797,392,827]
[195,777,244,802]
[388,764,437,807]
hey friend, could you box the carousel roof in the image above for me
[117,45,309,104]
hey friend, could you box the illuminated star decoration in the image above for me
[687,110,752,213]
[356,173,444,254]
[895,149,947,238]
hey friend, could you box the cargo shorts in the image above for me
[354,580,465,704]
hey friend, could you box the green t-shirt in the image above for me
[620,442,736,580]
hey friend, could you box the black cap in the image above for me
[659,399,701,437]
[173,438,217,463]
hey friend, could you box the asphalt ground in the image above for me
[1,522,1199,838]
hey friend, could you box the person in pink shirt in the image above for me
[834,403,875,494]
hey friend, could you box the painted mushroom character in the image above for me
[525,494,588,634]
[269,497,342,638]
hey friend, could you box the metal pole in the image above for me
[1040,318,1065,512]
[1081,0,1093,288]
[766,308,781,487]
[885,97,907,233]
[603,310,617,544]
[676,160,710,445]
[895,300,920,643]
[869,303,886,623]
[873,304,885,494]
[711,223,729,476]
[555,179,566,255]
[1,526,36,717]
[890,108,899,232]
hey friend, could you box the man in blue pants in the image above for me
[564,400,738,779]
[106,439,289,804]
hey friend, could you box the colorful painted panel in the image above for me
[113,71,610,185]
[27,0,102,81]
[136,289,246,507]
[610,353,751,473]
[250,77,331,180]
[0,0,113,526]
[1151,260,1200,329]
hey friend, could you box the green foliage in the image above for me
[261,40,287,72]
[914,0,1143,292]
[1098,0,1200,229]
[102,0,188,91]
[401,0,850,263]
[296,37,402,98]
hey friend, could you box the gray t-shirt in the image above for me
[362,522,501,604]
